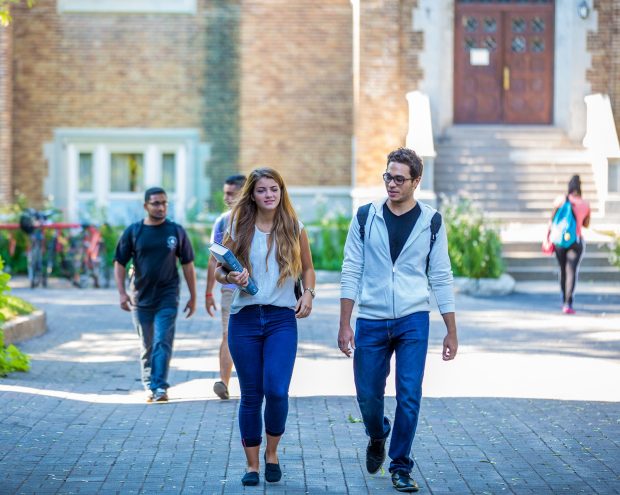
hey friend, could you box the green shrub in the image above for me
[187,225,211,269]
[441,196,504,279]
[0,195,29,274]
[0,295,35,321]
[0,256,31,377]
[308,213,350,271]
[606,233,620,269]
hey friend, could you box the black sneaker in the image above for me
[391,471,419,492]
[366,436,387,474]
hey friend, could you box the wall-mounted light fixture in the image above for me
[578,0,590,20]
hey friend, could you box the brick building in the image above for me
[1,0,619,223]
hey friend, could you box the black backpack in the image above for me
[356,203,442,275]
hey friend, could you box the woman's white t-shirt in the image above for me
[229,222,303,314]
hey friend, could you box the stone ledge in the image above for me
[454,274,516,297]
[2,310,46,345]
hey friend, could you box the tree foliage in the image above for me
[0,0,35,27]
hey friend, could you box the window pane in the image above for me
[609,160,620,193]
[162,153,176,193]
[111,153,144,192]
[78,153,94,193]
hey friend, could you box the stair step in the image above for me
[506,266,620,282]
[434,125,598,219]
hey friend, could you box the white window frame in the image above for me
[68,143,185,223]
[50,129,202,225]
[57,0,196,14]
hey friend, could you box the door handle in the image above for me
[503,66,510,91]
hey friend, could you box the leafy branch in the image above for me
[0,0,36,27]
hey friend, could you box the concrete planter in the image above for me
[2,310,46,345]
[454,274,516,296]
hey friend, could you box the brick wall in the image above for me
[11,0,354,205]
[588,0,620,132]
[203,0,241,196]
[11,0,207,204]
[239,0,353,187]
[0,23,12,204]
[355,0,421,187]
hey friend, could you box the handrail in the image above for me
[0,223,82,230]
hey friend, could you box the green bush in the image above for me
[0,256,31,377]
[308,214,350,271]
[186,225,211,269]
[442,196,504,279]
[607,233,620,269]
[100,223,124,268]
[0,195,29,274]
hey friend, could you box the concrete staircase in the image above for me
[434,125,599,222]
[502,239,619,282]
[434,125,619,282]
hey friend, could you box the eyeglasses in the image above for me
[382,172,417,186]
[147,201,168,207]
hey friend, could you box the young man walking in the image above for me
[205,174,246,400]
[114,187,197,403]
[338,148,458,492]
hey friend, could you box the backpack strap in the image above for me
[130,220,144,257]
[426,212,442,276]
[356,203,372,242]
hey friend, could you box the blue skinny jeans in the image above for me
[228,305,298,447]
[353,311,429,474]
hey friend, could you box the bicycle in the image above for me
[72,223,111,289]
[19,208,59,288]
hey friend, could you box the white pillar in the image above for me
[175,145,187,223]
[406,91,437,205]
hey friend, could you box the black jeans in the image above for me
[554,240,584,307]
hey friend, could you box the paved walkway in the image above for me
[1,277,619,494]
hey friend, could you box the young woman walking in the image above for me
[214,167,316,486]
[550,174,591,314]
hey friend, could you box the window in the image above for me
[78,153,94,193]
[609,159,620,194]
[57,0,196,14]
[111,153,144,193]
[162,153,176,193]
[50,128,202,225]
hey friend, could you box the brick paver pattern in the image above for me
[1,279,619,494]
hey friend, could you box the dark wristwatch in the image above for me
[304,287,316,298]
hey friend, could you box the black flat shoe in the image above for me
[366,436,387,474]
[391,471,419,492]
[241,471,259,486]
[264,453,282,483]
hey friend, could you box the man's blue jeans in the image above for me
[228,305,297,447]
[131,306,178,391]
[353,311,429,474]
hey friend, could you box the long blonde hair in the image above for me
[224,167,302,286]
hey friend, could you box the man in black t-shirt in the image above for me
[114,187,197,403]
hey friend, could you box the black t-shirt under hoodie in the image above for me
[383,202,422,264]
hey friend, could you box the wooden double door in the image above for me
[454,0,554,124]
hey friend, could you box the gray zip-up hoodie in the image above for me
[340,199,455,320]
